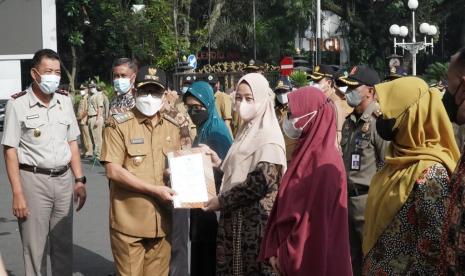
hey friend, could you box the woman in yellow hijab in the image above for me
[363,77,460,275]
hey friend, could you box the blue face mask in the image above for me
[114,78,132,95]
[345,89,362,107]
[36,73,60,95]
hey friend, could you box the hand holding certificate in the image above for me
[167,147,216,208]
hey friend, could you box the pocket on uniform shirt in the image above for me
[57,118,72,140]
[23,120,47,144]
[125,145,148,172]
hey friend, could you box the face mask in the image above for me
[276,93,288,105]
[36,74,60,95]
[376,117,398,141]
[237,101,257,122]
[188,108,209,126]
[181,86,189,94]
[282,111,317,139]
[345,89,362,107]
[135,94,163,116]
[80,90,86,96]
[114,78,132,95]
[90,88,97,94]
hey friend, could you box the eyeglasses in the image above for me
[186,104,206,112]
[137,89,163,98]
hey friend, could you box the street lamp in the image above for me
[388,0,437,75]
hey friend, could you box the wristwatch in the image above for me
[75,176,87,184]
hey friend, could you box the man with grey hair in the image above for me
[110,57,137,114]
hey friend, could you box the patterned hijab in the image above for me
[363,77,460,254]
[220,73,286,192]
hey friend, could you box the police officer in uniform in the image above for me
[175,75,197,139]
[77,84,93,158]
[207,75,233,135]
[338,65,388,276]
[274,77,298,161]
[87,81,105,159]
[101,66,191,276]
[2,49,87,275]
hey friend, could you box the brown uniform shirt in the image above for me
[101,108,191,238]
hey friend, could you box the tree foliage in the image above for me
[56,0,465,88]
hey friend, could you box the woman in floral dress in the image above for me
[203,73,286,275]
[363,77,460,274]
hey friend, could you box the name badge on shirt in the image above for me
[351,153,361,171]
[26,114,39,120]
[130,138,144,144]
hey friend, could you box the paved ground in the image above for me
[0,139,115,276]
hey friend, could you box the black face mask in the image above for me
[443,79,464,123]
[188,108,209,126]
[376,117,398,141]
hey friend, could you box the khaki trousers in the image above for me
[18,169,73,276]
[88,116,103,158]
[110,229,171,276]
[79,123,93,156]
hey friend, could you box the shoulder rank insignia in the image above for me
[372,109,383,118]
[56,89,69,96]
[112,111,134,124]
[162,113,180,127]
[11,91,26,99]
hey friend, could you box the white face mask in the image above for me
[312,82,322,91]
[114,78,132,95]
[236,101,257,122]
[276,93,288,105]
[80,90,86,96]
[282,111,317,139]
[37,74,60,95]
[135,94,163,116]
[90,87,97,94]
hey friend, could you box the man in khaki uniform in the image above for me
[175,75,197,139]
[273,77,298,161]
[101,66,191,276]
[2,49,87,275]
[339,65,388,276]
[77,84,93,158]
[87,81,104,159]
[208,75,233,135]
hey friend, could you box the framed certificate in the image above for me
[167,148,216,208]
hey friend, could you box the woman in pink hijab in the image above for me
[203,73,287,275]
[259,87,352,275]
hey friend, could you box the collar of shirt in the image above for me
[133,108,163,127]
[349,100,377,124]
[27,85,60,108]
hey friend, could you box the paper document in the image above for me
[167,148,215,208]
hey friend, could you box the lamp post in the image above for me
[389,0,437,76]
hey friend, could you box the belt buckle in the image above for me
[50,167,61,177]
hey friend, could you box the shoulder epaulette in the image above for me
[11,91,26,99]
[56,89,69,96]
[163,113,180,127]
[112,111,134,124]
[372,103,382,118]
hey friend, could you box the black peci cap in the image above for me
[136,66,166,89]
[338,65,380,87]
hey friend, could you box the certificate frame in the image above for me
[167,148,216,208]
